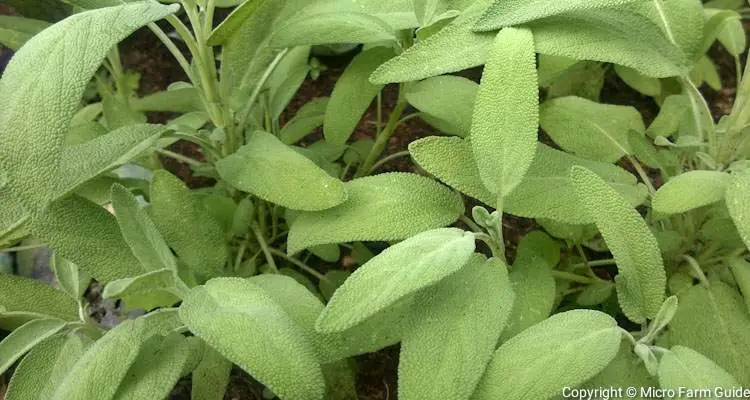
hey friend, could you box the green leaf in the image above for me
[101,92,146,131]
[473,310,622,399]
[614,64,662,97]
[471,27,538,198]
[405,75,478,137]
[113,333,192,400]
[545,60,606,102]
[279,98,329,145]
[150,171,228,278]
[668,281,750,385]
[0,15,50,51]
[659,346,740,392]
[191,343,232,400]
[52,256,90,300]
[131,88,203,114]
[705,8,746,57]
[409,137,646,223]
[580,341,657,398]
[111,184,177,273]
[571,166,666,323]
[729,257,750,313]
[540,96,644,163]
[102,269,183,311]
[653,171,733,214]
[5,334,91,400]
[287,173,463,254]
[0,3,178,212]
[32,195,144,283]
[208,0,266,45]
[577,283,615,306]
[726,171,750,250]
[0,273,78,321]
[627,0,704,63]
[0,318,66,375]
[646,95,691,138]
[324,47,394,147]
[179,278,325,400]
[310,244,340,263]
[474,0,641,31]
[501,248,556,341]
[53,319,151,400]
[269,12,396,48]
[399,255,514,400]
[316,228,475,332]
[219,132,347,211]
[319,270,351,301]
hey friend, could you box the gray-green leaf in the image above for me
[0,15,50,51]
[405,75,477,137]
[726,171,750,250]
[658,346,740,392]
[0,318,66,376]
[653,171,733,215]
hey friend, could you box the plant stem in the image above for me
[237,49,290,137]
[551,270,600,285]
[368,150,411,173]
[459,215,484,234]
[627,155,657,194]
[147,22,195,83]
[681,254,709,287]
[355,85,409,177]
[572,258,617,268]
[251,223,278,273]
[156,149,204,167]
[268,248,328,281]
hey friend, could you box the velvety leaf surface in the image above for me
[0,318,66,376]
[653,171,732,214]
[726,171,750,250]
[405,75,477,137]
[0,273,78,321]
[658,346,740,392]
[0,15,50,51]
[474,0,641,31]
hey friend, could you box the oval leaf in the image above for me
[474,0,641,31]
[653,170,732,214]
[659,346,740,392]
[405,75,478,137]
[269,12,396,47]
[0,273,78,321]
[0,318,66,376]
[726,171,750,250]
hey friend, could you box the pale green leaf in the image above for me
[474,0,641,31]
[150,170,228,278]
[659,346,740,392]
[399,255,514,400]
[310,244,340,263]
[179,278,325,400]
[705,8,746,57]
[729,257,750,313]
[501,249,556,341]
[52,256,90,300]
[545,60,605,102]
[32,195,144,283]
[191,343,232,400]
[471,27,538,197]
[5,334,91,400]
[316,228,475,332]
[580,341,657,398]
[131,88,203,114]
[113,333,192,400]
[653,171,733,214]
[54,319,150,400]
[646,95,691,138]
[102,269,182,311]
[726,171,750,250]
[0,318,66,375]
[287,173,463,254]
[208,0,266,45]
[0,3,178,211]
[269,12,396,47]
[319,270,351,301]
[626,0,704,63]
[101,93,146,131]
[217,131,347,211]
[668,281,750,385]
[279,98,329,145]
[540,96,644,163]
[0,15,50,51]
[405,75,478,137]
[0,273,78,321]
[514,230,561,268]
[473,310,622,400]
[111,184,177,273]
[324,47,394,147]
[571,166,666,323]
[576,283,615,306]
[614,64,662,97]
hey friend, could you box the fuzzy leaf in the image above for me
[405,75,478,137]
[102,269,182,311]
[5,334,90,400]
[627,0,704,63]
[207,0,266,45]
[191,343,232,400]
[471,27,538,198]
[269,12,396,47]
[279,98,329,145]
[52,256,90,300]
[316,228,475,333]
[706,8,746,57]
[473,310,622,400]
[399,255,514,400]
[646,95,691,138]
[659,346,740,392]
[0,318,66,376]
[668,281,750,385]
[150,171,228,278]
[540,96,644,163]
[653,171,733,214]
[501,248,556,341]
[0,273,78,321]
[131,88,203,114]
[571,166,666,323]
[614,64,662,97]
[580,341,656,397]
[726,171,750,250]
[729,258,750,313]
[0,15,50,51]
[179,278,325,400]
[288,173,463,254]
[474,0,641,31]
[324,47,394,147]
[217,131,347,211]
[0,3,177,211]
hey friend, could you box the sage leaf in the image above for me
[0,318,66,376]
[0,15,50,51]
[726,171,750,249]
[705,8,746,57]
[207,0,266,45]
[52,256,90,300]
[473,310,622,400]
[131,88,203,114]
[471,27,538,198]
[668,281,750,385]
[316,228,475,333]
[0,3,177,210]
[540,96,644,163]
[646,95,691,138]
[216,131,347,211]
[580,341,657,398]
[111,184,177,273]
[191,343,232,400]
[658,346,740,392]
[324,47,395,147]
[614,64,662,97]
[729,258,750,313]
[0,273,78,321]
[571,166,666,323]
[179,278,325,400]
[399,255,514,400]
[474,0,641,31]
[405,75,478,137]
[5,334,90,400]
[150,170,228,278]
[269,12,396,48]
[102,269,183,311]
[653,171,733,215]
[279,98,329,145]
[627,0,704,63]
[287,173,463,254]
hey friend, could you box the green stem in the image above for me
[237,49,289,137]
[572,258,617,269]
[269,248,328,281]
[627,155,657,194]
[368,150,411,173]
[147,22,196,83]
[474,232,503,260]
[551,270,600,285]
[681,254,709,287]
[252,223,278,273]
[459,215,484,234]
[355,85,409,178]
[156,149,204,167]
[234,239,247,272]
